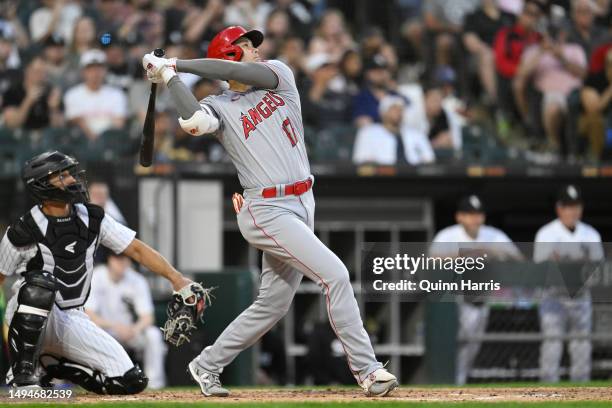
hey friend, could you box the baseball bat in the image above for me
[139,48,165,167]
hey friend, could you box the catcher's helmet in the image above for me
[207,26,264,61]
[22,151,89,204]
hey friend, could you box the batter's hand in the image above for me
[142,52,177,84]
[232,193,244,214]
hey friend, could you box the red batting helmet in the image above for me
[207,26,264,61]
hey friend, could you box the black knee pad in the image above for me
[104,366,148,395]
[17,271,57,310]
[9,271,57,385]
[41,356,148,395]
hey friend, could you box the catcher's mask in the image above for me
[22,151,90,204]
[207,25,264,62]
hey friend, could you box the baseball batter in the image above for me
[142,26,398,397]
[1,151,195,392]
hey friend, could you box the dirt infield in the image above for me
[35,386,612,404]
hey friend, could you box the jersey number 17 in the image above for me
[282,117,298,147]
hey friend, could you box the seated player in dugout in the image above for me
[0,151,197,393]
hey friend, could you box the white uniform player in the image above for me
[534,185,603,382]
[142,25,398,397]
[429,195,521,385]
[85,255,166,389]
[1,151,195,392]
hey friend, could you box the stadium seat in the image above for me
[308,125,356,162]
[96,129,137,160]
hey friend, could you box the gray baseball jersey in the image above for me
[193,60,384,386]
[201,60,310,189]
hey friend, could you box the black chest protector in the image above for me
[8,204,105,310]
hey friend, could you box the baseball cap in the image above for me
[457,195,485,213]
[306,53,334,72]
[557,184,582,206]
[80,49,107,68]
[363,54,388,71]
[44,34,65,48]
[378,95,405,116]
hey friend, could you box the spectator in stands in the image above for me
[224,0,272,32]
[339,49,363,96]
[515,26,587,152]
[64,49,127,141]
[0,0,29,50]
[85,253,166,389]
[397,19,425,83]
[308,9,354,62]
[429,195,522,385]
[29,0,82,45]
[259,9,291,59]
[353,55,395,127]
[302,53,353,130]
[463,0,515,105]
[566,0,609,61]
[425,85,455,148]
[423,0,479,82]
[360,27,399,73]
[163,0,192,45]
[68,16,98,72]
[1,56,63,130]
[593,0,611,28]
[580,46,612,158]
[353,95,434,165]
[534,184,603,383]
[273,0,313,40]
[181,0,225,51]
[494,0,543,118]
[277,35,306,82]
[89,0,125,39]
[104,40,135,92]
[423,0,480,36]
[0,29,21,101]
[116,0,164,47]
[88,180,127,225]
[42,34,73,90]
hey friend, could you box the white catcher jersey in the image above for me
[0,204,136,309]
[201,60,310,189]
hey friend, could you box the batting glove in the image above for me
[142,52,177,84]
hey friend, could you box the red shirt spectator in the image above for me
[493,0,542,79]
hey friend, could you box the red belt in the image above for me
[262,178,313,198]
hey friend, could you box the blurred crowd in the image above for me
[0,0,611,168]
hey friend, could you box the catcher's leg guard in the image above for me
[8,271,57,386]
[105,365,148,395]
[40,355,148,395]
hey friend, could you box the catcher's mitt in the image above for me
[162,282,214,347]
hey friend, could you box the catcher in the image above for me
[0,151,211,392]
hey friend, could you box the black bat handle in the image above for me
[139,48,166,167]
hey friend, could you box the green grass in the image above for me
[4,403,612,408]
